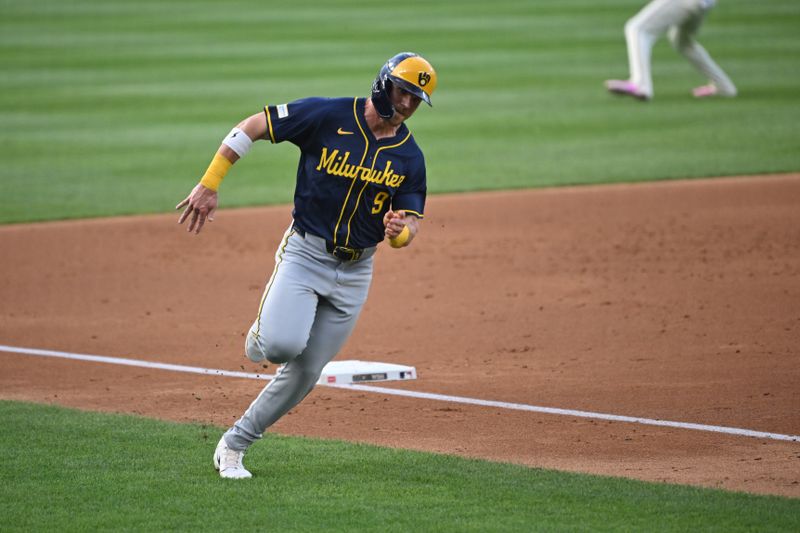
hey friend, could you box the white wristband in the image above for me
[222,127,253,158]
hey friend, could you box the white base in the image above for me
[318,360,417,385]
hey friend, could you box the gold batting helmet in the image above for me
[371,52,437,119]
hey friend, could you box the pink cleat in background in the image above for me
[692,84,718,98]
[604,79,651,101]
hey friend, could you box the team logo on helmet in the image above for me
[418,72,431,87]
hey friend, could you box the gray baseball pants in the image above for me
[223,223,375,451]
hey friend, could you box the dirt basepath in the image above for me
[1,174,798,497]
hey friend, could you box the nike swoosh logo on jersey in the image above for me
[337,128,354,135]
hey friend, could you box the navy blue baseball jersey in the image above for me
[264,97,427,250]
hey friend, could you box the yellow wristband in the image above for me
[389,225,411,248]
[199,153,233,192]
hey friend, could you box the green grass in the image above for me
[1,0,799,223]
[0,401,798,532]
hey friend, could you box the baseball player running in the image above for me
[605,0,737,100]
[176,52,437,479]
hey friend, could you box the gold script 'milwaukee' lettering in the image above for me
[316,147,406,188]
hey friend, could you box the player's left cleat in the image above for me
[213,436,252,479]
[693,84,737,98]
[692,84,718,98]
[604,79,650,101]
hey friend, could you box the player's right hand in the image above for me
[176,184,218,234]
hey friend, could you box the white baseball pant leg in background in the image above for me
[625,0,735,98]
[667,1,737,95]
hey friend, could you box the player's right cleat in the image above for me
[213,436,252,479]
[604,79,650,101]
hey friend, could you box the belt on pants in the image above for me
[293,225,365,261]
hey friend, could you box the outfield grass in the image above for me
[1,401,798,532]
[1,0,799,223]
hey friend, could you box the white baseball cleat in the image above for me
[213,436,252,479]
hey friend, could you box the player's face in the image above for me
[388,85,422,125]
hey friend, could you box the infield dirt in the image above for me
[1,174,799,497]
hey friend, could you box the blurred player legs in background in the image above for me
[605,0,737,100]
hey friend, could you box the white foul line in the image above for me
[1,344,797,443]
[0,345,275,381]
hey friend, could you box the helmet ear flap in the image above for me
[371,71,395,119]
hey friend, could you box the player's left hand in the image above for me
[383,210,406,239]
[176,184,218,234]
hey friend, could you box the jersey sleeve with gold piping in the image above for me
[264,97,428,250]
[263,97,328,147]
[390,151,426,219]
